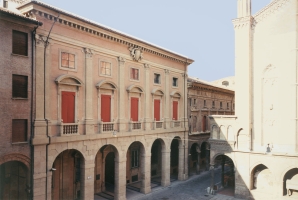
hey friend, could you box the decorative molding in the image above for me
[129,46,143,62]
[232,16,253,29]
[83,48,93,58]
[144,63,150,70]
[164,69,170,74]
[118,56,125,65]
[23,7,193,65]
[182,73,188,78]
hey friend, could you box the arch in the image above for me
[189,143,200,175]
[211,153,235,165]
[250,164,269,190]
[126,84,144,94]
[96,80,117,90]
[55,74,84,86]
[170,91,181,98]
[0,153,30,170]
[211,124,219,139]
[151,88,164,96]
[282,167,298,196]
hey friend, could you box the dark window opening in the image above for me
[131,150,139,168]
[12,30,28,56]
[12,74,28,98]
[3,0,8,8]
[154,73,160,84]
[12,119,27,143]
[204,100,206,107]
[212,101,215,108]
[173,77,178,87]
[220,102,222,108]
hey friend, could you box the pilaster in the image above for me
[117,57,126,131]
[140,153,151,194]
[182,73,188,128]
[80,160,95,200]
[161,150,170,187]
[178,145,184,180]
[164,69,170,128]
[143,63,151,130]
[114,158,126,200]
[83,48,94,134]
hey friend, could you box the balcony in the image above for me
[99,121,116,133]
[153,119,164,129]
[60,122,79,136]
[171,120,181,128]
[129,120,142,131]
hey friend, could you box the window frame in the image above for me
[131,149,139,168]
[99,61,112,77]
[59,49,77,71]
[12,30,28,56]
[153,73,161,85]
[172,77,178,87]
[220,102,223,109]
[12,74,28,99]
[130,67,140,81]
[12,119,28,144]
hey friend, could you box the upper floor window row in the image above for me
[61,52,75,69]
[12,30,28,56]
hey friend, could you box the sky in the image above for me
[41,0,271,81]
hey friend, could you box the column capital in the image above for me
[164,69,170,74]
[35,34,49,47]
[144,63,150,70]
[181,73,188,78]
[118,56,126,65]
[83,48,93,58]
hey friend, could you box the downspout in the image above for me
[31,23,40,200]
[44,13,60,200]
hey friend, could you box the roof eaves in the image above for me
[0,7,42,26]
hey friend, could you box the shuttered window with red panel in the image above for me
[101,95,111,122]
[154,99,160,121]
[131,97,139,121]
[173,101,178,120]
[61,91,75,123]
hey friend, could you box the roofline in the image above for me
[0,8,42,26]
[188,77,234,93]
[18,1,194,64]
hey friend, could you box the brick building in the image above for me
[0,1,42,199]
[14,1,193,199]
[187,77,234,176]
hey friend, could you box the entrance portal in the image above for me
[0,161,29,200]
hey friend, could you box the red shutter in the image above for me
[101,95,111,122]
[62,91,75,123]
[173,101,178,120]
[131,97,139,121]
[154,99,160,121]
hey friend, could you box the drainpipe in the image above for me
[44,13,60,200]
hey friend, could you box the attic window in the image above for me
[3,0,8,8]
[222,81,229,86]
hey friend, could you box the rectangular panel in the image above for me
[61,91,75,123]
[154,99,160,121]
[12,119,27,143]
[173,101,178,120]
[101,95,111,122]
[131,97,139,121]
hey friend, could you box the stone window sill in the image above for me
[11,53,28,58]
[12,98,28,100]
[12,142,28,145]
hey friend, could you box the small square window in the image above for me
[154,73,160,84]
[12,30,28,56]
[173,77,178,87]
[100,61,111,76]
[12,119,27,143]
[61,52,75,69]
[131,68,139,80]
[12,74,28,98]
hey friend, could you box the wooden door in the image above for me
[173,101,178,120]
[131,97,139,121]
[154,99,160,121]
[101,95,111,122]
[61,91,75,123]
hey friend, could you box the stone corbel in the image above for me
[83,48,93,58]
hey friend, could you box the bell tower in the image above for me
[233,0,253,150]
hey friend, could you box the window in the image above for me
[100,61,111,76]
[154,99,160,121]
[154,73,160,84]
[173,77,178,87]
[61,52,75,69]
[204,100,206,107]
[61,91,75,123]
[12,74,28,98]
[233,103,235,110]
[131,97,139,121]
[212,101,215,108]
[189,98,192,106]
[220,102,223,108]
[173,101,178,120]
[130,68,139,80]
[12,30,28,56]
[12,119,27,143]
[227,103,229,109]
[202,116,207,132]
[101,95,111,122]
[131,150,139,168]
[194,99,197,105]
[3,0,8,8]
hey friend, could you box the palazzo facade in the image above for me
[209,0,298,199]
[13,1,193,200]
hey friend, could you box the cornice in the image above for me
[253,0,291,23]
[21,4,194,66]
[232,16,254,29]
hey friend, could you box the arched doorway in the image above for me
[250,164,268,190]
[200,142,210,171]
[105,152,115,185]
[214,155,235,196]
[51,149,84,200]
[126,141,147,193]
[189,143,200,175]
[151,139,162,186]
[283,168,298,196]
[170,137,180,180]
[0,161,29,200]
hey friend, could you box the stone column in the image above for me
[178,145,184,181]
[117,57,126,131]
[80,159,95,200]
[143,64,151,130]
[140,153,151,194]
[164,69,170,128]
[114,157,126,200]
[161,150,170,187]
[210,164,215,189]
[83,48,94,134]
[196,151,201,174]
